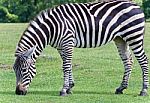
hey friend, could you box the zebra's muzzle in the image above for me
[15,84,27,95]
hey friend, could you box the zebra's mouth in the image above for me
[15,83,27,95]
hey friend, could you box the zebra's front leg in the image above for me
[66,68,75,94]
[114,37,133,94]
[58,46,74,96]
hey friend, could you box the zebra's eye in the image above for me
[22,69,26,72]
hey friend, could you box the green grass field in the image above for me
[0,23,150,103]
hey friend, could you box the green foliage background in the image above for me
[0,0,150,22]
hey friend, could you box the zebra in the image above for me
[13,0,149,96]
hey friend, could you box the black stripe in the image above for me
[55,7,65,47]
[98,2,122,45]
[34,17,41,26]
[51,10,60,46]
[48,10,58,47]
[104,3,128,43]
[40,24,49,44]
[129,39,143,46]
[26,30,43,50]
[80,4,93,47]
[19,40,30,49]
[105,4,135,42]
[24,34,36,46]
[132,45,142,51]
[39,11,50,44]
[126,33,142,42]
[89,2,105,15]
[44,18,53,44]
[122,26,144,38]
[30,24,46,48]
[41,11,46,20]
[96,1,121,19]
[22,37,32,47]
[69,4,84,47]
[120,17,144,34]
[60,5,75,31]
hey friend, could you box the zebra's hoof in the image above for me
[15,85,27,95]
[60,91,68,96]
[115,88,123,94]
[69,83,75,88]
[139,91,148,96]
[66,83,75,94]
[66,89,72,94]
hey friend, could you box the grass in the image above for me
[0,23,150,103]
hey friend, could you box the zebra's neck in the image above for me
[15,8,64,60]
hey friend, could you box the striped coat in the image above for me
[13,1,149,96]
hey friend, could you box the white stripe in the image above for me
[54,7,65,47]
[25,32,41,58]
[68,4,85,47]
[120,22,145,35]
[45,11,56,45]
[129,41,143,50]
[90,2,101,11]
[21,36,31,48]
[61,5,75,34]
[43,11,51,43]
[91,15,95,47]
[23,36,34,47]
[125,28,144,40]
[100,2,126,44]
[71,3,85,32]
[37,15,48,45]
[77,4,90,47]
[94,2,111,17]
[127,32,144,46]
[50,8,61,47]
[19,42,28,51]
[28,23,44,49]
[107,6,142,42]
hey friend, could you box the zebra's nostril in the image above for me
[15,85,27,95]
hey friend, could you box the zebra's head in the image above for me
[13,46,36,95]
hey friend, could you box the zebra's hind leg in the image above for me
[114,37,133,94]
[57,43,74,96]
[127,35,149,96]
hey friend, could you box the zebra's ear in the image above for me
[22,46,36,59]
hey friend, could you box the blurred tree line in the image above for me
[0,0,149,23]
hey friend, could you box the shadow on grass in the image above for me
[28,90,59,96]
[0,90,58,96]
[29,90,126,96]
[0,91,15,95]
[0,90,138,97]
[0,90,113,96]
[73,90,113,95]
[74,90,139,97]
[28,90,115,96]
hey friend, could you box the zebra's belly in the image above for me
[73,33,114,48]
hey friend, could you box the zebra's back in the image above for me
[16,1,144,54]
[48,1,144,48]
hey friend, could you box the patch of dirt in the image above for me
[73,64,80,69]
[40,55,56,61]
[0,63,12,70]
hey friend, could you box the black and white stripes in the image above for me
[13,0,149,96]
